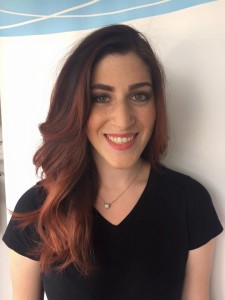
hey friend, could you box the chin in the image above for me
[107,158,141,170]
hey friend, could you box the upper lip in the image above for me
[104,133,137,138]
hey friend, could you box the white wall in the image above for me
[0,107,12,300]
[0,1,224,299]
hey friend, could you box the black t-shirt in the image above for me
[3,167,223,300]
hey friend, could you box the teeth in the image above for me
[106,135,135,144]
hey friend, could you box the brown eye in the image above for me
[92,95,110,103]
[132,93,148,102]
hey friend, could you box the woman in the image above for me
[3,24,223,300]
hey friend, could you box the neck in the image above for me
[94,158,151,210]
[94,158,148,190]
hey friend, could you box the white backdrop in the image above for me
[0,1,224,299]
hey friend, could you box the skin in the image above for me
[181,239,215,300]
[87,52,156,225]
[87,52,156,171]
[8,52,215,299]
[8,249,43,300]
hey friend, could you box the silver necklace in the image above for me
[99,165,142,209]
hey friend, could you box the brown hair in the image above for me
[14,24,168,275]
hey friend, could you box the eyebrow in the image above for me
[129,82,152,90]
[91,82,152,92]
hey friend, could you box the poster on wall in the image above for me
[0,0,216,36]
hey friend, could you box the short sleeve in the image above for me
[186,179,223,250]
[2,185,45,260]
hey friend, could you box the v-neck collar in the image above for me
[93,168,156,231]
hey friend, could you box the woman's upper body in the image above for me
[3,165,223,300]
[2,24,223,299]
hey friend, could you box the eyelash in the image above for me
[91,92,153,104]
[92,94,110,103]
[131,92,151,102]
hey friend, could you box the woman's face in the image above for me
[87,52,156,169]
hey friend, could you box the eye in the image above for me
[132,92,150,102]
[92,94,110,103]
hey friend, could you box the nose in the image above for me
[111,100,135,129]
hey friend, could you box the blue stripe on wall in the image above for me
[0,0,216,37]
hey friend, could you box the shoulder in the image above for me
[3,183,46,260]
[14,183,47,213]
[152,165,215,220]
[155,165,209,198]
[157,166,202,186]
[154,166,223,249]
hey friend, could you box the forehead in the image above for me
[92,52,151,85]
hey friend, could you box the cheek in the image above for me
[150,108,156,128]
[141,105,156,130]
[86,114,94,141]
[86,110,102,139]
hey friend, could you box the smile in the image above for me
[105,134,137,145]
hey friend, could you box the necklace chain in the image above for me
[99,164,142,209]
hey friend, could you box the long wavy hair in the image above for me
[14,24,168,275]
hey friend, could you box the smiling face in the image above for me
[87,52,156,169]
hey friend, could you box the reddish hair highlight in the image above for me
[13,24,168,274]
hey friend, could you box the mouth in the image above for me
[104,133,138,145]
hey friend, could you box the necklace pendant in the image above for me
[104,203,111,209]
